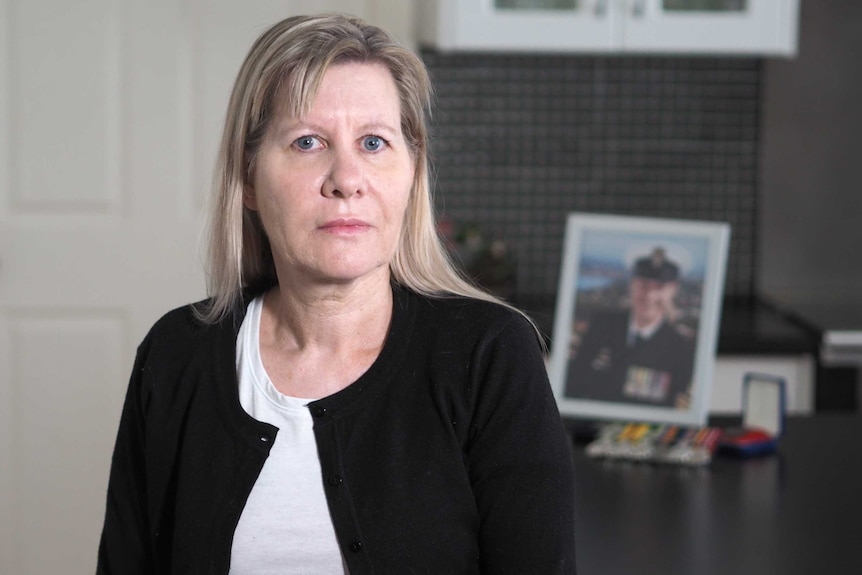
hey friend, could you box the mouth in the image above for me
[319,218,371,234]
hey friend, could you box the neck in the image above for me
[264,272,394,354]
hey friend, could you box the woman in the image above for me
[98,14,576,574]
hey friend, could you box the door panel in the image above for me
[1,1,400,573]
[10,0,121,213]
[0,0,200,572]
[9,314,126,573]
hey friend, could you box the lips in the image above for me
[319,218,371,233]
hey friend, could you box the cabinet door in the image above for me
[622,0,799,56]
[417,0,619,52]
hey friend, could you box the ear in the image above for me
[242,185,258,211]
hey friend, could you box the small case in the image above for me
[719,373,786,457]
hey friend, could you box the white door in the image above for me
[0,0,409,572]
[0,1,205,572]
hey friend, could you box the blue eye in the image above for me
[294,136,318,151]
[362,135,384,152]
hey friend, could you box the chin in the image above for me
[313,260,391,285]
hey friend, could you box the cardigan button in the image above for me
[349,541,363,553]
[327,474,343,487]
[312,406,327,418]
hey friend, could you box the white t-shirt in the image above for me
[229,295,348,574]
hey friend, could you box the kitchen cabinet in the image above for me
[416,0,799,56]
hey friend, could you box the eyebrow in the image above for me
[270,118,402,141]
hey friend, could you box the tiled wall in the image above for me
[423,51,761,300]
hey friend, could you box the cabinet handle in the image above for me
[631,0,646,18]
[594,0,607,17]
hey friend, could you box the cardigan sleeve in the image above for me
[96,341,156,575]
[465,314,577,574]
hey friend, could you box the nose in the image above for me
[322,149,363,199]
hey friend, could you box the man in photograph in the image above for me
[565,247,695,408]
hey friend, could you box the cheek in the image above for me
[386,169,414,221]
[256,170,309,218]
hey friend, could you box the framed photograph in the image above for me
[547,213,731,427]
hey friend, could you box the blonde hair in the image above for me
[199,13,527,331]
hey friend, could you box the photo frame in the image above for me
[547,213,731,427]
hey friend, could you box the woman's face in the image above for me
[247,62,414,289]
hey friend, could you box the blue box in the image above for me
[719,373,786,457]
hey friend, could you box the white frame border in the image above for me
[548,213,731,427]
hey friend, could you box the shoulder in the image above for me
[142,291,256,346]
[143,299,220,350]
[145,299,208,340]
[135,297,247,380]
[123,297,251,417]
[401,287,540,347]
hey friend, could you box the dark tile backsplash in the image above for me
[422,51,761,300]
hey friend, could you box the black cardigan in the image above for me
[97,285,577,574]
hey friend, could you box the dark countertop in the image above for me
[763,295,862,367]
[515,294,820,357]
[571,415,862,575]
[767,296,862,332]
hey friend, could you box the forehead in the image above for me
[276,61,401,122]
